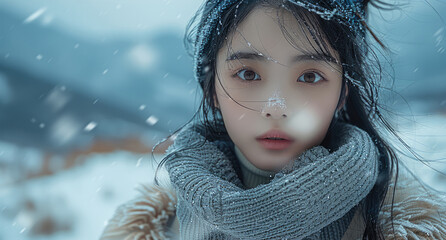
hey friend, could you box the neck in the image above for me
[234,145,276,189]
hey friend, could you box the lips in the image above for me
[256,130,294,150]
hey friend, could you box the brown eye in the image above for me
[236,69,260,81]
[297,72,323,83]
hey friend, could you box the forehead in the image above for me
[221,6,340,64]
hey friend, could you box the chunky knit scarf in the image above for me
[164,122,379,239]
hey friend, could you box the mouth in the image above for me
[256,130,294,150]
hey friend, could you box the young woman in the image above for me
[101,0,446,239]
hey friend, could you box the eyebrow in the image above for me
[226,51,339,64]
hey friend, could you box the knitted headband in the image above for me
[193,0,368,87]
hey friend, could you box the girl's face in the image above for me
[215,7,345,171]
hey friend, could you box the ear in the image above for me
[337,83,349,111]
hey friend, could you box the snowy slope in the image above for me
[0,151,167,240]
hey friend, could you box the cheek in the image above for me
[286,107,321,141]
[216,88,248,127]
[284,100,337,142]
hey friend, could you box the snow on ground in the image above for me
[0,151,167,240]
[0,113,445,240]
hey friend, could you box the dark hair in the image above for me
[155,0,405,239]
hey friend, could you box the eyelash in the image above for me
[232,68,326,84]
[232,68,261,81]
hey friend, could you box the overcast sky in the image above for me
[0,0,204,39]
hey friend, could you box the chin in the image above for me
[255,156,294,171]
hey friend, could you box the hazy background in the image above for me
[0,0,445,239]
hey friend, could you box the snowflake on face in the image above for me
[264,91,287,110]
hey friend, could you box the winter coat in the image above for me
[100,166,446,240]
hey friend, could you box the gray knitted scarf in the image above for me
[165,122,379,239]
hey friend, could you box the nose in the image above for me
[261,91,288,119]
[261,100,288,119]
[261,108,288,119]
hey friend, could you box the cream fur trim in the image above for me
[380,168,446,239]
[100,184,177,240]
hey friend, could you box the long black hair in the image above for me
[154,0,404,239]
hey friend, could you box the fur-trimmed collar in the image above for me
[101,167,446,240]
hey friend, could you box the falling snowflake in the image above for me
[146,116,158,126]
[84,122,97,132]
[136,157,143,167]
[23,7,47,24]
